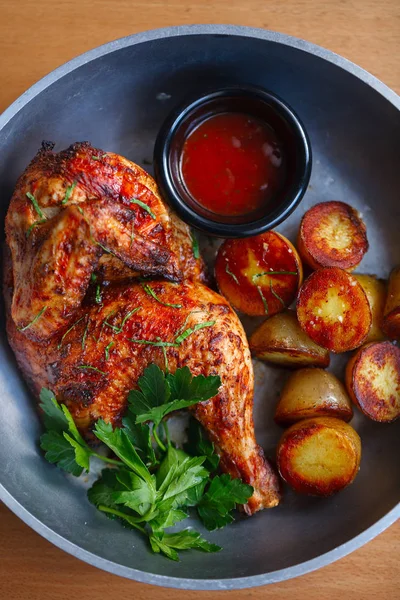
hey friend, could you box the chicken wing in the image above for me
[5,142,205,342]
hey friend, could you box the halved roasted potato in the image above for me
[297,201,368,271]
[345,341,400,422]
[249,310,330,368]
[275,368,353,425]
[276,417,361,496]
[296,267,372,353]
[215,231,303,316]
[354,274,386,343]
[383,266,400,340]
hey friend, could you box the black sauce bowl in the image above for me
[154,86,312,238]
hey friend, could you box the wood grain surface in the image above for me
[0,1,399,599]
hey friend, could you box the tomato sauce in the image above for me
[180,112,285,217]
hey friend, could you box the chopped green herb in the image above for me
[92,154,107,161]
[77,206,84,215]
[26,218,47,237]
[142,284,182,309]
[61,181,77,205]
[78,365,106,375]
[270,280,285,306]
[95,285,102,304]
[104,307,140,334]
[57,316,85,349]
[129,338,177,347]
[252,270,297,282]
[225,263,239,284]
[256,286,269,315]
[174,310,203,337]
[130,221,135,248]
[18,306,47,332]
[129,198,156,220]
[160,341,169,372]
[26,192,46,220]
[174,321,215,345]
[81,320,89,350]
[90,273,97,283]
[191,231,200,259]
[104,341,114,361]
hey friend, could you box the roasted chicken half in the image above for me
[4,143,281,514]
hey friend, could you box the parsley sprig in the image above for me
[39,365,253,561]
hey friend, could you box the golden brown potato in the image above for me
[215,231,302,316]
[249,310,330,368]
[276,417,361,496]
[345,341,400,423]
[297,201,368,271]
[354,274,386,343]
[296,267,372,353]
[383,266,400,340]
[275,368,353,425]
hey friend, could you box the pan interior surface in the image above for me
[0,27,399,589]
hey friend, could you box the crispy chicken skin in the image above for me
[5,142,205,341]
[4,144,280,513]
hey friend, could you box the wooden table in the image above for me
[0,1,399,598]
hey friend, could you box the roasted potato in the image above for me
[296,267,372,353]
[249,310,330,368]
[215,231,303,316]
[345,341,400,422]
[354,274,386,343]
[297,201,368,271]
[275,368,353,425]
[276,417,361,496]
[383,266,400,340]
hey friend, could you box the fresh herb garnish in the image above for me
[174,321,215,345]
[225,263,239,285]
[81,320,90,350]
[269,280,285,306]
[26,192,46,220]
[129,320,215,348]
[18,306,47,332]
[92,154,107,161]
[191,231,200,259]
[78,365,106,375]
[142,283,182,309]
[26,218,47,237]
[39,366,253,561]
[77,206,84,215]
[61,181,77,205]
[57,316,85,349]
[256,286,269,315]
[128,365,220,428]
[252,270,297,282]
[104,308,140,334]
[91,273,97,283]
[95,285,102,304]
[105,341,114,360]
[129,198,156,220]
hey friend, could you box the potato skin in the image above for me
[383,266,400,340]
[249,310,330,368]
[215,231,303,316]
[354,274,386,343]
[297,201,368,271]
[276,417,361,496]
[345,341,400,423]
[296,267,372,353]
[275,368,353,425]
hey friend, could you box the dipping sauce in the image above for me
[180,112,285,217]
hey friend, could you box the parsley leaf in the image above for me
[93,420,154,486]
[122,414,157,467]
[197,474,253,530]
[149,529,221,561]
[185,418,220,472]
[40,430,84,476]
[128,365,221,427]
